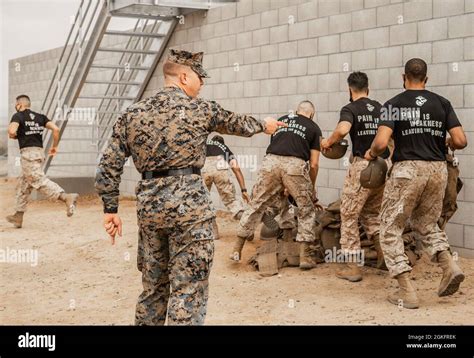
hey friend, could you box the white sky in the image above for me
[0,0,80,126]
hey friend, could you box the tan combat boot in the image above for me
[6,212,24,228]
[59,193,79,217]
[336,263,363,282]
[387,272,419,309]
[373,234,387,270]
[437,250,465,297]
[229,236,247,262]
[299,242,318,270]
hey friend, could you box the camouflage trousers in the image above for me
[15,147,64,212]
[380,161,451,278]
[238,154,316,242]
[202,156,243,219]
[340,157,386,253]
[135,218,214,325]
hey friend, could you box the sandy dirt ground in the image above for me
[1,177,473,325]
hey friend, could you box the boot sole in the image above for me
[299,264,316,270]
[6,218,22,228]
[387,296,419,309]
[438,272,465,297]
[336,274,362,282]
[67,195,79,217]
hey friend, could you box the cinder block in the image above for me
[298,1,318,21]
[317,112,340,133]
[228,49,244,65]
[244,13,261,31]
[239,65,252,81]
[221,2,237,20]
[364,27,389,49]
[341,0,364,13]
[403,0,433,22]
[467,0,474,12]
[253,0,270,13]
[271,0,289,10]
[278,5,298,25]
[448,61,474,85]
[252,28,270,46]
[403,43,432,64]
[425,63,448,86]
[221,67,236,83]
[229,17,244,34]
[221,35,237,52]
[445,223,465,247]
[429,85,464,108]
[297,38,318,57]
[278,77,297,95]
[364,68,390,89]
[351,8,376,31]
[309,17,329,37]
[251,96,270,114]
[376,3,403,27]
[329,13,352,34]
[329,52,352,73]
[340,31,364,52]
[319,0,340,17]
[318,73,340,93]
[318,188,341,206]
[327,169,347,189]
[297,75,318,94]
[316,168,329,188]
[278,41,298,60]
[261,44,279,62]
[463,179,474,202]
[455,108,474,131]
[228,82,244,98]
[200,24,214,40]
[243,47,260,64]
[243,80,260,97]
[269,60,288,78]
[214,52,229,67]
[418,18,447,42]
[288,58,308,76]
[376,46,403,68]
[448,14,474,38]
[236,0,254,19]
[464,84,474,107]
[319,34,340,55]
[288,21,307,42]
[252,63,270,80]
[433,0,465,18]
[364,0,390,8]
[236,31,252,49]
[308,55,329,74]
[464,226,474,250]
[433,39,464,63]
[352,49,376,70]
[310,92,330,112]
[465,38,474,60]
[389,23,417,46]
[261,9,278,28]
[270,24,289,44]
[214,21,229,37]
[451,201,474,226]
[260,79,279,96]
[207,37,221,54]
[329,91,349,112]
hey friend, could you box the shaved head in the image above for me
[163,60,191,79]
[297,100,315,118]
[163,60,203,98]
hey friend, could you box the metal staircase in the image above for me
[41,0,235,181]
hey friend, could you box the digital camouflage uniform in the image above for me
[95,60,265,325]
[15,147,64,212]
[340,157,387,253]
[380,161,450,278]
[238,154,316,243]
[202,156,244,219]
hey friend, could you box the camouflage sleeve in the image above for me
[95,114,131,214]
[207,100,266,137]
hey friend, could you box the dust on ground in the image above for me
[1,178,473,325]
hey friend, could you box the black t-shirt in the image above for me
[10,109,50,149]
[266,114,322,161]
[206,139,235,163]
[339,97,390,159]
[379,89,462,162]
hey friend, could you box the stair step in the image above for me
[85,80,142,85]
[105,30,166,38]
[78,95,136,100]
[98,47,158,55]
[90,64,151,70]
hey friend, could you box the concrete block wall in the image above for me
[7,0,474,257]
[135,0,473,257]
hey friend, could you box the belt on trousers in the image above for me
[141,167,201,180]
